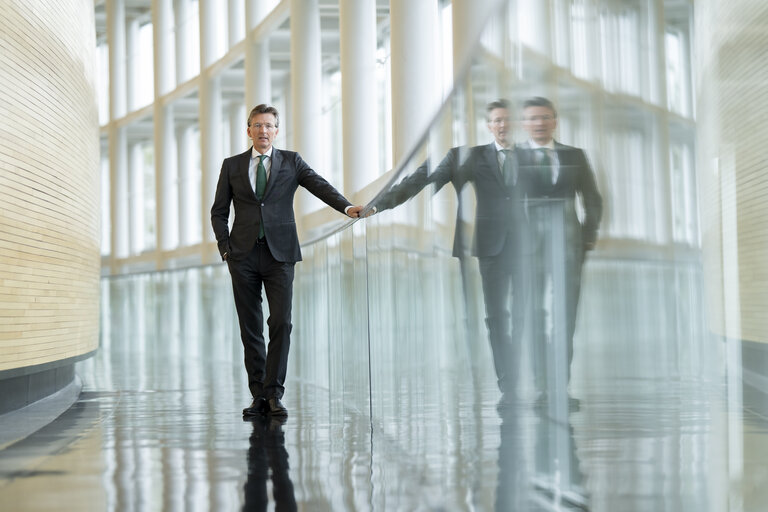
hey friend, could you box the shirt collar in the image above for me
[251,146,273,160]
[528,139,555,150]
[494,141,512,152]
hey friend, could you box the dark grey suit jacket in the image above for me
[517,141,602,250]
[211,147,352,263]
[376,143,527,258]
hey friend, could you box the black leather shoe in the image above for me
[267,397,288,416]
[243,397,267,417]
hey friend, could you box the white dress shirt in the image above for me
[494,141,516,184]
[249,146,274,193]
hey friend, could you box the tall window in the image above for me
[670,142,696,245]
[569,0,591,80]
[665,29,690,117]
[175,0,201,83]
[127,21,154,111]
[600,4,641,97]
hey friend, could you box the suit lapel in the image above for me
[482,143,506,186]
[264,148,282,198]
[239,149,255,198]
[553,141,568,188]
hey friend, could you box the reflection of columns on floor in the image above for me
[340,0,378,198]
[129,142,145,256]
[291,0,323,226]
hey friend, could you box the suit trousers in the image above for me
[228,239,295,400]
[478,233,529,393]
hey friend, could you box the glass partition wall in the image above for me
[290,0,717,509]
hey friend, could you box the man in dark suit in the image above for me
[376,100,529,398]
[211,104,363,417]
[517,96,602,396]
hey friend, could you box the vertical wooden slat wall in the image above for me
[0,0,100,371]
[697,0,768,343]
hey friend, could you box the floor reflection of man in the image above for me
[517,97,602,403]
[242,416,297,512]
[375,100,529,401]
[495,404,534,510]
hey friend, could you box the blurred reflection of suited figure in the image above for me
[243,416,297,512]
[517,97,602,395]
[495,404,534,510]
[376,100,529,397]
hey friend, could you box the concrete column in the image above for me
[107,0,126,119]
[176,124,195,246]
[199,0,223,259]
[389,0,438,164]
[199,76,223,252]
[339,0,378,196]
[128,142,145,255]
[228,0,246,47]
[152,0,175,96]
[174,0,190,83]
[111,127,129,264]
[229,102,247,154]
[199,0,219,68]
[290,0,323,216]
[153,0,177,261]
[245,0,273,108]
[125,16,140,111]
[155,105,178,253]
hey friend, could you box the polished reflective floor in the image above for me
[1,265,767,511]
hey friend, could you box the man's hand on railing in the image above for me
[347,205,377,218]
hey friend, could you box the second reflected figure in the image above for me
[376,99,529,399]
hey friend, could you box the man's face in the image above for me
[523,106,557,145]
[247,113,279,153]
[487,108,511,147]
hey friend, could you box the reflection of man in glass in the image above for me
[517,97,602,397]
[376,100,529,399]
